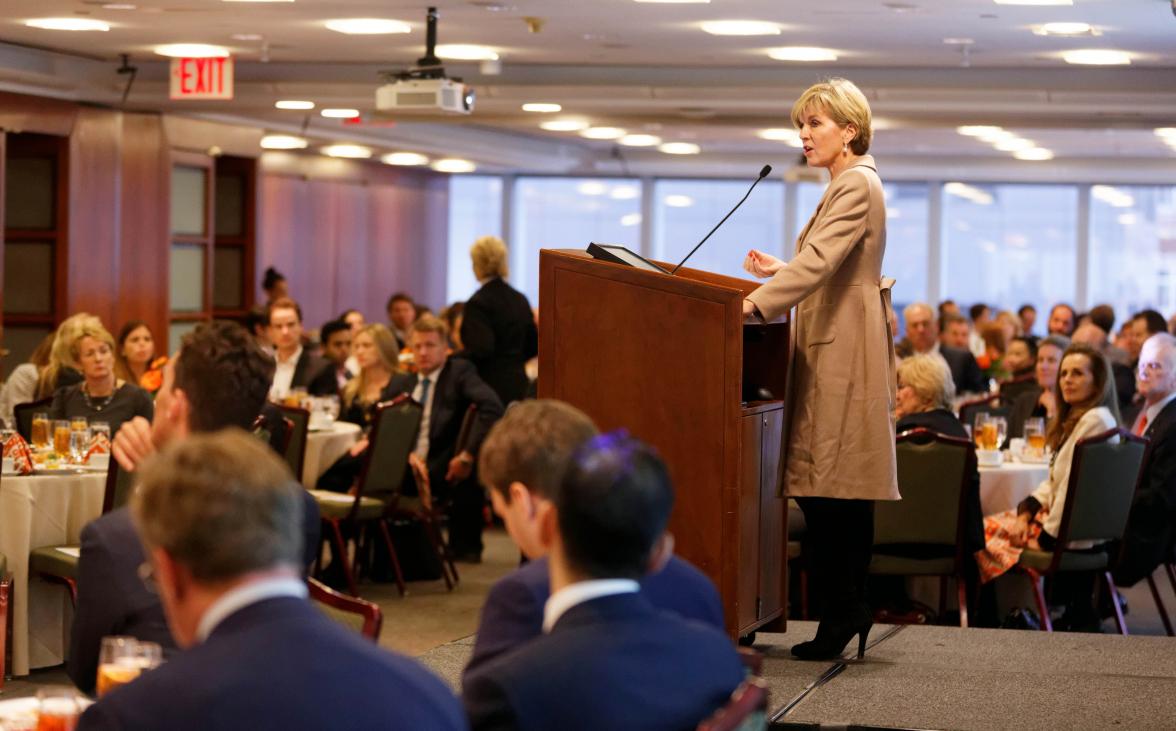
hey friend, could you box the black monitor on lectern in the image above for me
[586,242,670,275]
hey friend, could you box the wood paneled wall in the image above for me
[257,156,450,330]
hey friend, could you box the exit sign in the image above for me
[169,57,234,100]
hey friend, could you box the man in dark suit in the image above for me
[77,431,464,731]
[390,315,503,561]
[308,319,353,397]
[266,297,327,401]
[72,322,321,694]
[461,237,539,406]
[897,302,987,394]
[462,432,744,731]
[462,400,724,682]
[1115,333,1176,587]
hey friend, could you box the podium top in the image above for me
[543,247,769,302]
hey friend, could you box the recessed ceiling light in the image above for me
[223,0,294,3]
[432,158,477,173]
[994,138,1035,152]
[382,152,430,166]
[522,103,561,113]
[1062,49,1131,66]
[325,18,411,34]
[436,44,499,61]
[942,37,974,45]
[659,142,701,155]
[275,100,315,110]
[577,182,608,196]
[620,213,643,226]
[1033,22,1096,36]
[25,18,111,31]
[1014,148,1054,161]
[957,125,1003,137]
[767,47,839,62]
[232,33,265,42]
[322,144,372,159]
[993,0,1070,5]
[580,127,627,140]
[700,20,781,36]
[320,108,360,119]
[620,134,662,147]
[102,3,138,9]
[154,44,230,58]
[1091,185,1135,208]
[260,135,308,150]
[611,187,640,200]
[540,119,589,132]
[978,129,1017,143]
[633,0,710,3]
[664,195,694,208]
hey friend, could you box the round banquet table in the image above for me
[0,469,107,676]
[301,421,363,488]
[979,461,1050,516]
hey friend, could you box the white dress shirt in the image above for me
[413,367,441,459]
[269,345,303,400]
[195,576,308,643]
[542,579,640,633]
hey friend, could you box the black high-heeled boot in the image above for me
[790,617,872,661]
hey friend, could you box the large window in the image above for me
[447,175,503,303]
[941,183,1077,314]
[1088,185,1176,326]
[652,179,783,281]
[512,177,640,305]
[794,180,930,307]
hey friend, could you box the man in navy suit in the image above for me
[462,432,744,730]
[77,431,464,731]
[70,322,320,695]
[388,315,503,561]
[462,400,725,683]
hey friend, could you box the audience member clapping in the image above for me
[462,432,744,731]
[76,430,464,731]
[463,400,724,681]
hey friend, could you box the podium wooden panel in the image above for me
[538,248,790,639]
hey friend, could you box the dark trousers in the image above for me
[797,497,875,624]
[434,473,485,557]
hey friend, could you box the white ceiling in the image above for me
[1,0,1174,178]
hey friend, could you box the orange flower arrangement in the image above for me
[139,356,168,395]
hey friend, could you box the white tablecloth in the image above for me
[0,470,106,675]
[979,462,1049,516]
[301,422,362,488]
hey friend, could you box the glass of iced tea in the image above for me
[53,421,72,459]
[1024,417,1046,458]
[35,686,81,731]
[973,413,991,450]
[31,413,50,449]
[97,636,141,698]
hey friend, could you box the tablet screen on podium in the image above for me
[586,243,670,274]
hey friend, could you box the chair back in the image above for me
[13,397,53,441]
[102,460,138,514]
[307,577,383,640]
[356,395,422,500]
[277,405,310,479]
[454,404,477,455]
[696,677,769,731]
[1055,428,1147,549]
[875,428,974,549]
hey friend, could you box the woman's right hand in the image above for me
[1010,512,1033,548]
[743,249,785,278]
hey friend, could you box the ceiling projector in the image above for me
[376,77,474,115]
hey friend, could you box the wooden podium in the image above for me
[538,248,790,639]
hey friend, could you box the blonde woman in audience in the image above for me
[978,342,1120,630]
[35,313,101,400]
[48,319,153,436]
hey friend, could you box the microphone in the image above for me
[671,165,773,275]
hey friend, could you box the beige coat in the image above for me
[746,156,900,501]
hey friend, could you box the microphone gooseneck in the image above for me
[671,165,773,275]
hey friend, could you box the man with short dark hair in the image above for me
[76,431,465,731]
[309,319,353,396]
[462,400,724,681]
[266,297,326,400]
[71,322,321,695]
[939,312,971,350]
[1128,309,1168,364]
[1018,304,1037,338]
[1047,303,1076,337]
[386,292,417,350]
[462,433,744,731]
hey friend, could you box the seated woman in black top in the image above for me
[48,320,153,436]
[317,324,403,492]
[882,354,985,620]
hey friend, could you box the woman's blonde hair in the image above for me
[897,354,956,412]
[36,313,109,399]
[791,78,873,155]
[341,324,401,408]
[470,235,509,280]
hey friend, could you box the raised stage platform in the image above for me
[418,621,1176,731]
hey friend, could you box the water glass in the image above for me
[91,421,111,443]
[0,417,15,449]
[992,416,1008,449]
